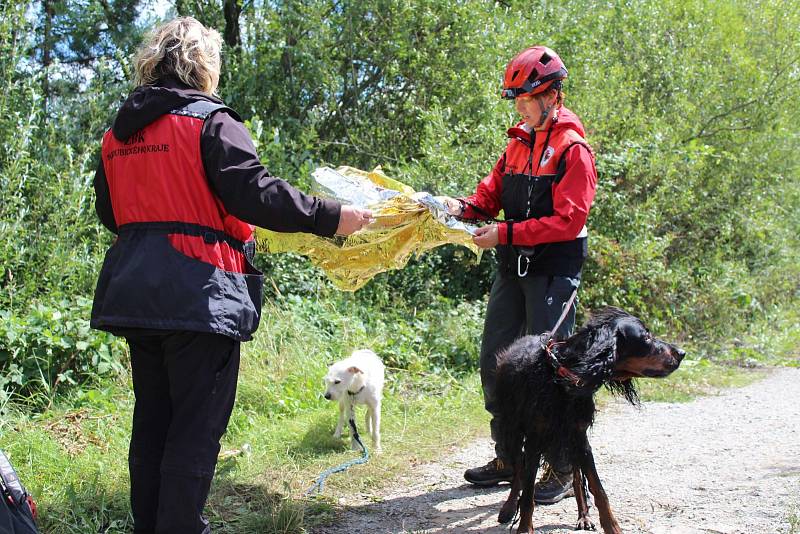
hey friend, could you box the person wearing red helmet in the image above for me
[441,46,597,503]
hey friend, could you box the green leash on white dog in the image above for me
[305,417,369,496]
[308,348,384,495]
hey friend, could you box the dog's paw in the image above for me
[498,502,516,524]
[333,430,342,439]
[575,517,596,531]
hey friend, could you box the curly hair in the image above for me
[133,17,222,95]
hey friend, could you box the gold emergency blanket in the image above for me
[255,166,481,291]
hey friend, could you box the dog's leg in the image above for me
[334,401,345,439]
[372,399,382,453]
[516,449,541,534]
[499,430,525,524]
[577,440,621,534]
[364,405,373,435]
[573,467,595,531]
[498,460,523,524]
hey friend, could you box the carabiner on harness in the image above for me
[517,254,530,277]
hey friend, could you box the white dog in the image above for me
[323,349,384,453]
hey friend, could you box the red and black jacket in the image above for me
[91,79,341,340]
[461,107,597,277]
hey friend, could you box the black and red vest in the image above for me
[91,100,263,340]
[497,123,591,277]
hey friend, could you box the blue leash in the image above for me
[305,417,369,496]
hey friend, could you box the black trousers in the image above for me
[479,274,579,463]
[124,330,240,534]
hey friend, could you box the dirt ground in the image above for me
[313,367,800,534]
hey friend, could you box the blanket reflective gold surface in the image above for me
[255,166,480,291]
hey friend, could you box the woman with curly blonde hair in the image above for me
[132,17,222,94]
[92,17,371,533]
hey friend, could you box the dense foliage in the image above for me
[1,0,799,404]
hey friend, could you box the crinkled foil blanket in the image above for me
[255,166,481,291]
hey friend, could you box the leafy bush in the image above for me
[0,298,126,406]
[0,0,798,400]
[363,297,483,373]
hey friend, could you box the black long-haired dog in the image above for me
[495,306,685,534]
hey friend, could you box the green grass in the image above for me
[2,318,487,534]
[9,355,773,534]
[633,304,800,403]
[3,299,797,533]
[9,356,793,534]
[789,503,800,534]
[206,371,486,532]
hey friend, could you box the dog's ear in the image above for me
[347,366,363,374]
[582,322,618,381]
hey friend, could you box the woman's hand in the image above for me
[435,196,463,216]
[336,205,373,236]
[472,224,499,249]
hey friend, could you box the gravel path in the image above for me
[313,367,800,534]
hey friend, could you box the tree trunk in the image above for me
[223,0,241,48]
[42,0,54,117]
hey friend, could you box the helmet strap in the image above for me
[535,96,555,129]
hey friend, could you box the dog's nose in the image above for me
[675,348,686,361]
[324,393,331,400]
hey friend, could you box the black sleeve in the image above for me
[200,111,341,237]
[93,156,118,234]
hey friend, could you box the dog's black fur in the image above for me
[495,306,685,533]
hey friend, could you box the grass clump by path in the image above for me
[207,371,485,532]
[633,359,765,403]
[3,298,488,534]
[5,371,486,533]
[787,500,800,534]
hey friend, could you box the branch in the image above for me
[686,124,755,140]
[317,140,402,164]
[683,55,800,143]
[56,55,102,66]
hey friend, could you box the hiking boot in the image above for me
[464,458,513,487]
[534,464,574,504]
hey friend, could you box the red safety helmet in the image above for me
[501,46,568,99]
